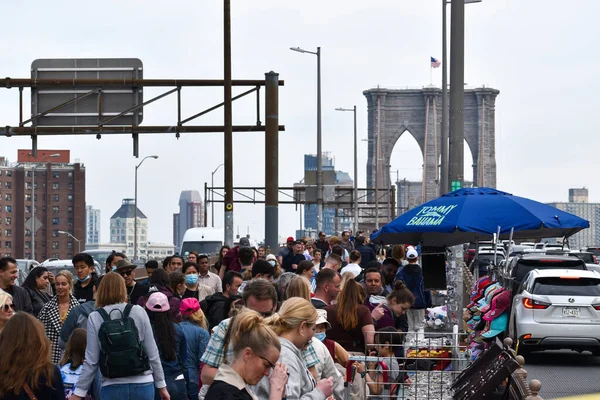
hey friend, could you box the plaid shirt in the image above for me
[200,317,320,368]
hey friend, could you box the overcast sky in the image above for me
[1,0,598,246]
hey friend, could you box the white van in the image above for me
[180,228,224,258]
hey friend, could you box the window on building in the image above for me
[68,183,73,190]
[26,183,31,190]
[52,253,59,258]
[128,229,133,234]
[52,194,59,202]
[5,241,11,249]
[24,241,31,249]
[68,172,73,178]
[4,218,10,225]
[26,171,31,177]
[4,194,10,201]
[53,172,60,179]
[67,206,73,213]
[25,229,31,237]
[120,235,125,242]
[25,206,31,214]
[5,206,11,213]
[67,242,73,249]
[52,218,59,225]
[128,236,134,241]
[52,241,59,249]
[52,206,59,214]
[111,229,116,234]
[68,194,73,202]
[5,182,11,189]
[5,171,11,177]
[68,218,73,226]
[52,183,59,190]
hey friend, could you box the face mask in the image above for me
[315,332,326,342]
[186,274,199,285]
[77,274,90,283]
[111,266,117,272]
[268,260,276,267]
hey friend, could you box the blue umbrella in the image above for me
[371,187,589,246]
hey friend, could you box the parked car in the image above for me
[15,259,40,285]
[501,253,587,293]
[509,268,600,355]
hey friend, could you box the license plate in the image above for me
[562,308,580,317]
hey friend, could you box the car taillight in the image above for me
[560,276,580,280]
[593,304,600,311]
[523,298,550,309]
[594,256,598,264]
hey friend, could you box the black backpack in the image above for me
[96,304,150,378]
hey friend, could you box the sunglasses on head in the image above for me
[2,304,14,312]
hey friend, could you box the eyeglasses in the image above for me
[119,270,134,277]
[259,355,276,370]
[1,304,15,312]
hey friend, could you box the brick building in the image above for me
[0,150,86,261]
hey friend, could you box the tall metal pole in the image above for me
[134,165,138,261]
[353,105,358,233]
[265,71,279,253]
[448,0,465,189]
[316,47,323,233]
[440,0,449,194]
[31,166,36,261]
[223,0,234,246]
[210,164,224,228]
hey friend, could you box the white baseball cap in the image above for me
[406,247,419,260]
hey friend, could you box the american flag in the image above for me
[431,57,441,68]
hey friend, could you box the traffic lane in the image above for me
[523,350,600,399]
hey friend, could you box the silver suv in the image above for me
[509,268,600,355]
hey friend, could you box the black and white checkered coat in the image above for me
[38,295,81,364]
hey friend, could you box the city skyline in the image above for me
[0,1,598,245]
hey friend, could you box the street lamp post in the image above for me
[291,46,323,232]
[134,155,158,262]
[31,153,60,261]
[57,230,80,254]
[335,106,358,234]
[446,0,482,192]
[211,164,224,228]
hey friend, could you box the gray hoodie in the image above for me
[251,338,326,400]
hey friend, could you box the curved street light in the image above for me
[134,155,159,261]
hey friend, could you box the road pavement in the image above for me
[523,350,600,399]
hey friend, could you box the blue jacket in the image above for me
[179,321,210,400]
[153,322,188,379]
[396,264,427,309]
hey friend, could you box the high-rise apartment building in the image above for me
[86,205,100,245]
[173,190,204,250]
[548,188,600,250]
[0,150,85,261]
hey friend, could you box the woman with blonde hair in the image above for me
[0,312,65,398]
[0,289,14,334]
[38,269,81,364]
[253,297,334,400]
[284,275,312,301]
[205,310,288,400]
[69,272,169,400]
[326,279,375,354]
[179,297,210,400]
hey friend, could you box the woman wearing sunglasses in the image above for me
[0,289,14,334]
[205,309,288,400]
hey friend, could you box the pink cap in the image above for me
[180,297,201,316]
[145,292,170,312]
[483,290,512,321]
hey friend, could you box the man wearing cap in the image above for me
[115,259,149,305]
[282,241,306,273]
[222,237,252,274]
[311,309,345,400]
[277,236,296,265]
[396,246,427,332]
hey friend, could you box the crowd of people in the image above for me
[0,230,428,400]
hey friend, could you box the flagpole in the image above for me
[430,63,433,86]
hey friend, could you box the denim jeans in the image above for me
[155,375,186,400]
[101,382,154,400]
